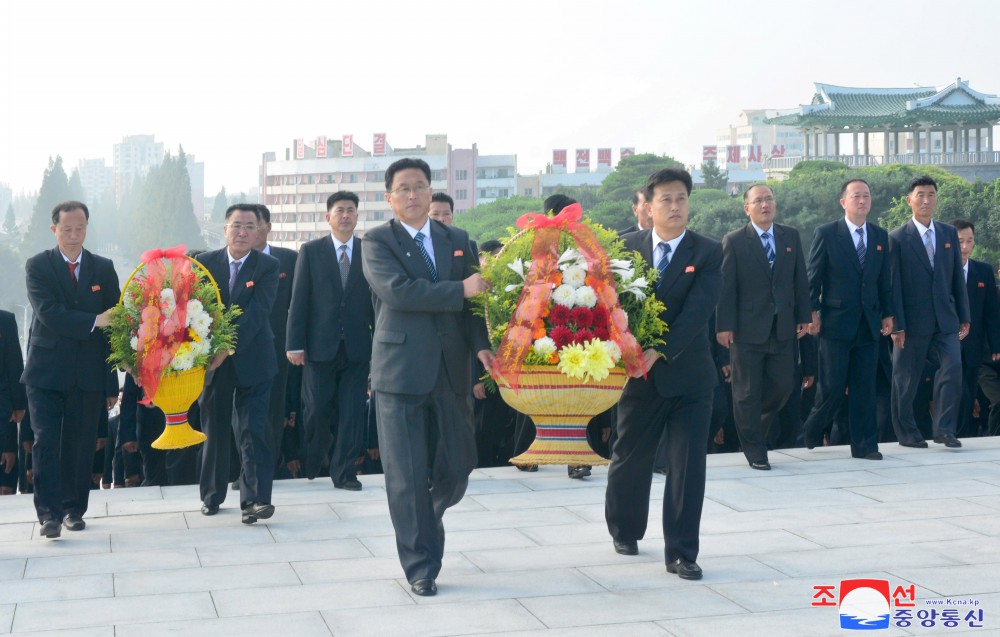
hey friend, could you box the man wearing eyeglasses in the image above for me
[362,158,493,597]
[196,204,279,524]
[716,184,812,470]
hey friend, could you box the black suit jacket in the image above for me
[286,235,373,363]
[195,248,279,387]
[266,245,297,352]
[808,219,892,341]
[21,247,120,395]
[889,220,970,337]
[0,310,26,452]
[362,218,489,396]
[963,258,1000,367]
[623,230,723,398]
[717,223,811,344]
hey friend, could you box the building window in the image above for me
[349,174,358,183]
[499,189,509,198]
[498,168,509,178]
[456,189,467,200]
[456,169,467,181]
[367,171,383,181]
[479,189,487,199]
[431,170,445,181]
[524,188,533,196]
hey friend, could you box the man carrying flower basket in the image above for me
[605,168,723,581]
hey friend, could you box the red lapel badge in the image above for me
[91,285,101,292]
[945,243,951,249]
[453,250,463,257]
[876,245,883,251]
[245,281,254,288]
[979,282,986,288]
[684,265,695,273]
[279,272,287,279]
[785,247,792,252]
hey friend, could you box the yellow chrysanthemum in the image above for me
[556,343,589,381]
[581,339,614,382]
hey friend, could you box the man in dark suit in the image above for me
[362,158,492,597]
[286,191,372,490]
[802,179,894,459]
[619,189,651,236]
[21,200,120,538]
[889,176,970,449]
[716,184,811,470]
[197,204,279,524]
[253,204,297,473]
[949,218,1000,437]
[1,310,27,495]
[605,168,722,580]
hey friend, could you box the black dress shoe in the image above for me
[861,451,883,460]
[667,558,703,580]
[201,504,220,516]
[241,502,274,524]
[410,578,437,596]
[749,461,771,471]
[613,539,638,556]
[900,440,928,449]
[63,514,85,531]
[334,479,362,491]
[943,435,962,448]
[39,520,61,539]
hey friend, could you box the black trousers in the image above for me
[26,386,102,522]
[892,331,962,443]
[301,348,369,484]
[606,388,712,564]
[199,363,274,508]
[376,367,477,583]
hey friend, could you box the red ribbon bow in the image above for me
[516,203,583,230]
[140,244,188,263]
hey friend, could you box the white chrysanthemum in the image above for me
[562,266,587,289]
[186,299,204,322]
[532,337,557,358]
[573,285,597,308]
[170,345,195,371]
[160,288,176,317]
[551,284,577,308]
[129,335,138,351]
[190,338,211,357]
[603,340,622,363]
[190,313,213,339]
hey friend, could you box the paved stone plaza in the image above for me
[0,439,999,636]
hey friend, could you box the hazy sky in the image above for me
[1,0,997,197]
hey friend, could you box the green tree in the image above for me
[597,153,684,202]
[20,156,75,258]
[212,186,228,221]
[3,203,16,236]
[124,148,205,260]
[453,195,543,244]
[700,161,728,190]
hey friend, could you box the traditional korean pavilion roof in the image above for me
[766,79,1000,128]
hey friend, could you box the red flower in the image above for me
[593,327,610,340]
[569,307,593,329]
[549,304,571,326]
[573,329,595,344]
[550,325,574,348]
[591,306,609,328]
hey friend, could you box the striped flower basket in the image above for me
[498,365,627,466]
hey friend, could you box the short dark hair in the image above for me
[385,158,431,191]
[480,239,503,255]
[327,191,359,210]
[644,168,693,200]
[631,189,646,206]
[255,204,271,224]
[543,194,577,215]
[51,200,89,224]
[742,183,772,202]
[431,192,454,212]
[225,203,261,221]
[840,178,870,197]
[908,175,938,193]
[950,218,975,233]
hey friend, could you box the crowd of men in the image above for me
[2,160,998,594]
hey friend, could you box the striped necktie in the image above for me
[413,231,438,282]
[656,242,671,289]
[855,228,866,266]
[761,231,775,268]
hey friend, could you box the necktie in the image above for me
[761,232,775,268]
[67,261,78,287]
[338,245,350,289]
[656,243,671,289]
[229,260,242,294]
[924,229,935,267]
[855,228,866,266]
[413,231,438,282]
